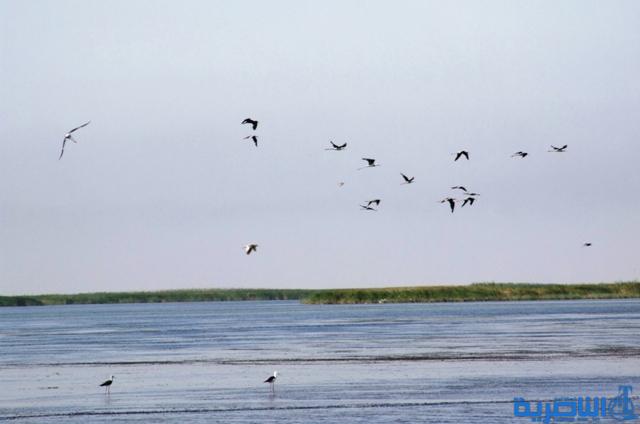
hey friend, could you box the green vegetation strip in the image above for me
[0,283,638,307]
[302,282,640,304]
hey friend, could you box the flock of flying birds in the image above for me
[58,119,591,260]
[56,118,589,392]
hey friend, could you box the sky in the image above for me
[1,1,639,295]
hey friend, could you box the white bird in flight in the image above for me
[59,121,90,160]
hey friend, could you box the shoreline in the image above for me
[1,282,638,307]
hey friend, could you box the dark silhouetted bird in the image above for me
[325,141,347,151]
[358,158,379,170]
[59,121,91,160]
[454,150,469,161]
[440,198,456,213]
[241,118,258,130]
[462,197,476,207]
[512,151,528,158]
[366,199,381,207]
[360,204,378,211]
[401,173,414,184]
[451,186,467,192]
[549,145,568,152]
[583,242,592,247]
[244,135,258,147]
[244,244,258,255]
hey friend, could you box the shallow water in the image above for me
[1,300,639,422]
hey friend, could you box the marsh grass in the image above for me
[1,282,638,307]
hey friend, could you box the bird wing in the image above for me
[59,139,66,160]
[337,143,347,149]
[462,151,469,160]
[252,136,258,147]
[330,141,339,148]
[68,121,91,134]
[401,173,409,182]
[252,122,258,130]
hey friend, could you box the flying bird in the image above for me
[360,204,378,211]
[358,158,379,170]
[99,376,114,394]
[451,186,467,192]
[244,244,258,255]
[465,192,480,197]
[549,145,568,153]
[244,135,258,147]
[325,141,347,151]
[241,118,258,130]
[440,198,456,213]
[366,199,381,207]
[583,242,592,247]
[401,173,414,184]
[454,150,469,161]
[512,151,528,158]
[59,121,91,160]
[264,371,278,392]
[461,197,476,207]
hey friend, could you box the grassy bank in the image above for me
[301,282,640,304]
[1,282,638,307]
[0,289,314,307]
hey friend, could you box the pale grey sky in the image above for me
[1,1,639,295]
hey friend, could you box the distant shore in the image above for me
[1,282,639,307]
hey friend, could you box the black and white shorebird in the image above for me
[549,145,568,153]
[325,141,347,151]
[244,244,258,255]
[100,375,114,394]
[440,198,456,213]
[264,371,277,392]
[59,121,90,160]
[358,158,379,170]
[401,173,414,184]
[244,135,258,147]
[512,151,528,158]
[454,150,469,161]
[451,186,467,192]
[241,118,258,130]
[461,197,476,207]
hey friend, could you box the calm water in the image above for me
[0,300,639,423]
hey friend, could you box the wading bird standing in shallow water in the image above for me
[100,375,114,394]
[264,371,277,392]
[241,118,258,130]
[244,244,258,255]
[59,121,91,160]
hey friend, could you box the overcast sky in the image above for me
[1,1,639,295]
